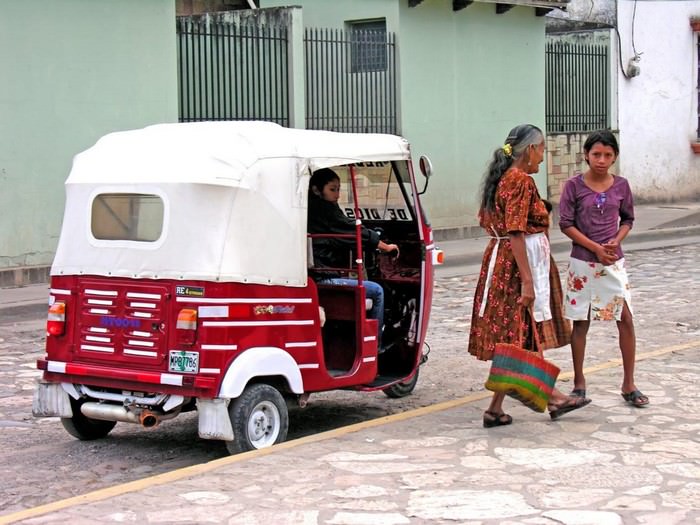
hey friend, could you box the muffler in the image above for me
[139,410,159,428]
[80,403,160,428]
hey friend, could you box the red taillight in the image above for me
[176,308,197,345]
[433,249,445,265]
[47,302,66,336]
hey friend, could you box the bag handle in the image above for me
[519,306,543,357]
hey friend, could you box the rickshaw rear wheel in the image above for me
[382,368,420,398]
[226,383,289,455]
[61,398,117,440]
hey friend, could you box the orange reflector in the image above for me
[47,302,66,336]
[176,309,198,346]
[433,249,445,265]
[176,309,197,330]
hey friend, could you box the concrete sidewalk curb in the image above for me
[0,285,49,313]
[439,224,700,269]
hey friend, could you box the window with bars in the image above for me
[347,19,387,73]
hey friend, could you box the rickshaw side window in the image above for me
[91,193,164,242]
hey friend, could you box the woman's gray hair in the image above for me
[505,124,544,160]
[479,124,544,211]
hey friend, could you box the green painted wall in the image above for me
[253,0,548,233]
[398,1,547,231]
[260,0,546,231]
[0,0,178,271]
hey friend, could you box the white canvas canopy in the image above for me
[51,121,411,286]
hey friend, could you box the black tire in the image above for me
[226,383,289,455]
[61,398,117,440]
[382,369,420,399]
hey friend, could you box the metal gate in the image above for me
[304,28,398,134]
[177,15,289,126]
[545,40,610,133]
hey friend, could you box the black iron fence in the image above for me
[304,28,398,134]
[546,40,609,133]
[177,16,289,125]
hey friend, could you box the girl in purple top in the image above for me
[559,130,649,407]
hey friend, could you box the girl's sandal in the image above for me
[483,410,513,428]
[621,390,649,407]
[570,388,587,398]
[548,396,591,420]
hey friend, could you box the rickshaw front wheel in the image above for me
[226,383,289,455]
[382,368,420,399]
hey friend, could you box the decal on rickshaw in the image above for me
[254,305,296,315]
[176,286,205,297]
[344,207,411,221]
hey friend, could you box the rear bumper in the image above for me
[37,359,218,397]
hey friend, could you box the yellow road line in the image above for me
[3,340,698,524]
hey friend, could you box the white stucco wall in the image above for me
[548,0,615,26]
[616,1,700,201]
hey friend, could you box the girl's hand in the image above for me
[594,243,617,266]
[383,243,400,259]
[519,280,535,307]
[602,239,619,254]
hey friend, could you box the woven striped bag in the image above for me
[484,311,560,412]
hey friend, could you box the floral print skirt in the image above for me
[564,257,633,321]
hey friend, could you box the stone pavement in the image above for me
[3,342,699,524]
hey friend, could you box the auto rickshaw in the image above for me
[33,121,442,453]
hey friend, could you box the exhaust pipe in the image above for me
[81,403,160,428]
[139,410,159,428]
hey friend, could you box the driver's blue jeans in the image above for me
[316,278,384,346]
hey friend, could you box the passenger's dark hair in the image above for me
[309,168,340,195]
[479,124,544,211]
[583,130,619,157]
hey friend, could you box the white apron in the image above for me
[479,231,552,322]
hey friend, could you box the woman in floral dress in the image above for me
[468,124,591,427]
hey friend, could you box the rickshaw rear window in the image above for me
[91,193,164,242]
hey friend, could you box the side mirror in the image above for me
[419,156,433,178]
[418,155,433,195]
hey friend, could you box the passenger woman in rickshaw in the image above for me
[307,168,399,349]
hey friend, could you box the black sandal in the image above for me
[483,410,513,428]
[570,388,587,398]
[622,390,649,407]
[548,396,591,420]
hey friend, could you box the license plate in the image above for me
[168,350,199,373]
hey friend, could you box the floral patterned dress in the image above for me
[468,168,570,361]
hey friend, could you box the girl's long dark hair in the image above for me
[309,168,339,195]
[479,124,544,211]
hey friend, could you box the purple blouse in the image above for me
[558,174,635,262]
